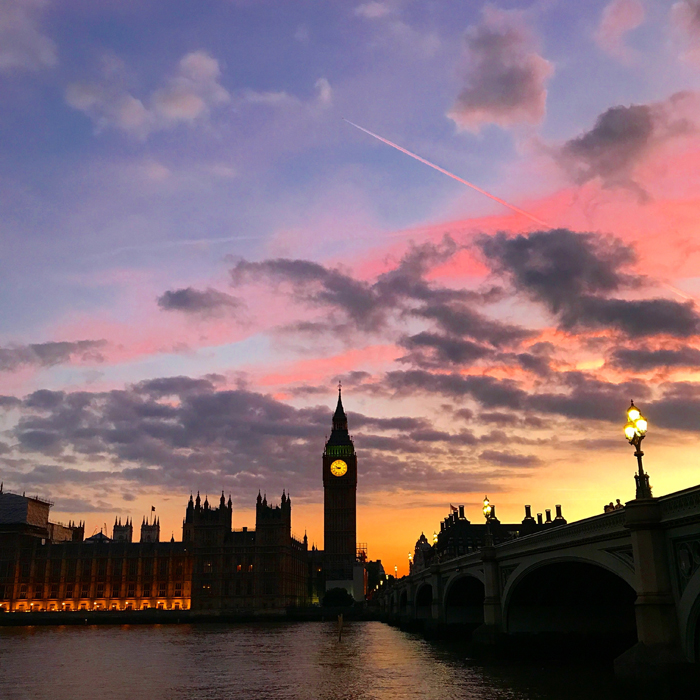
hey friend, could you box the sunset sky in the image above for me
[2,0,700,574]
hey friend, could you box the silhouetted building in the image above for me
[411,503,568,570]
[0,391,371,612]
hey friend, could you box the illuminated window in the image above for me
[175,583,182,595]
[19,584,27,599]
[236,565,241,572]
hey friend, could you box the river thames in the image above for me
[0,621,650,700]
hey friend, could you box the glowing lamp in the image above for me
[624,400,652,499]
[483,495,492,521]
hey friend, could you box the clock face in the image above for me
[330,459,348,477]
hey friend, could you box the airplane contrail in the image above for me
[342,118,551,228]
[343,119,700,306]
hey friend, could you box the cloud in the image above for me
[0,340,107,373]
[0,0,56,72]
[477,229,700,337]
[1,375,540,499]
[242,76,332,110]
[479,449,541,468]
[66,50,230,138]
[594,0,645,63]
[398,332,491,368]
[156,287,242,317]
[355,2,393,19]
[608,345,700,371]
[671,1,700,64]
[231,237,473,333]
[554,91,699,200]
[447,7,553,132]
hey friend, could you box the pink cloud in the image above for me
[594,0,645,63]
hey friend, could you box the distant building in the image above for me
[0,392,373,613]
[410,503,568,572]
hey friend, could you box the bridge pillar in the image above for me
[615,498,686,678]
[429,566,444,627]
[472,544,501,651]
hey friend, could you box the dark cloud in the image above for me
[157,287,241,316]
[478,229,700,337]
[649,382,700,432]
[0,395,22,408]
[52,497,115,514]
[230,237,482,333]
[479,450,541,467]
[5,375,535,500]
[398,332,490,368]
[555,92,699,199]
[528,371,651,422]
[608,346,700,371]
[384,370,528,409]
[415,303,533,346]
[0,340,107,373]
[448,7,553,131]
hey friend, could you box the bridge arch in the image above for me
[677,562,700,661]
[443,573,485,626]
[503,557,636,657]
[415,582,433,620]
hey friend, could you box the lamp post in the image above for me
[483,495,493,546]
[624,400,651,499]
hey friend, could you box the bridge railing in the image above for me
[658,484,700,523]
[493,509,627,557]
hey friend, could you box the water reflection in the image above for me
[0,621,623,700]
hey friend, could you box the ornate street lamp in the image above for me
[483,495,494,546]
[432,531,438,545]
[624,400,651,499]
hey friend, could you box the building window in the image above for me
[203,561,212,574]
[159,560,168,578]
[158,583,166,597]
[127,584,135,597]
[202,584,211,596]
[175,583,182,596]
[236,564,241,572]
[50,584,59,599]
[19,584,27,599]
[66,583,74,598]
[81,584,89,598]
[96,584,104,598]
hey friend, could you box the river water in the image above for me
[0,621,650,700]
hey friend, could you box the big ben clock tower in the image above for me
[323,384,357,589]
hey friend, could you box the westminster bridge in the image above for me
[377,484,700,676]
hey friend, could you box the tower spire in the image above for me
[332,381,348,433]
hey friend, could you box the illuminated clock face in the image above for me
[330,459,348,477]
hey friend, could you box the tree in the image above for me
[322,587,354,608]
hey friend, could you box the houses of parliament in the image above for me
[0,390,371,614]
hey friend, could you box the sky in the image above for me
[2,0,700,574]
